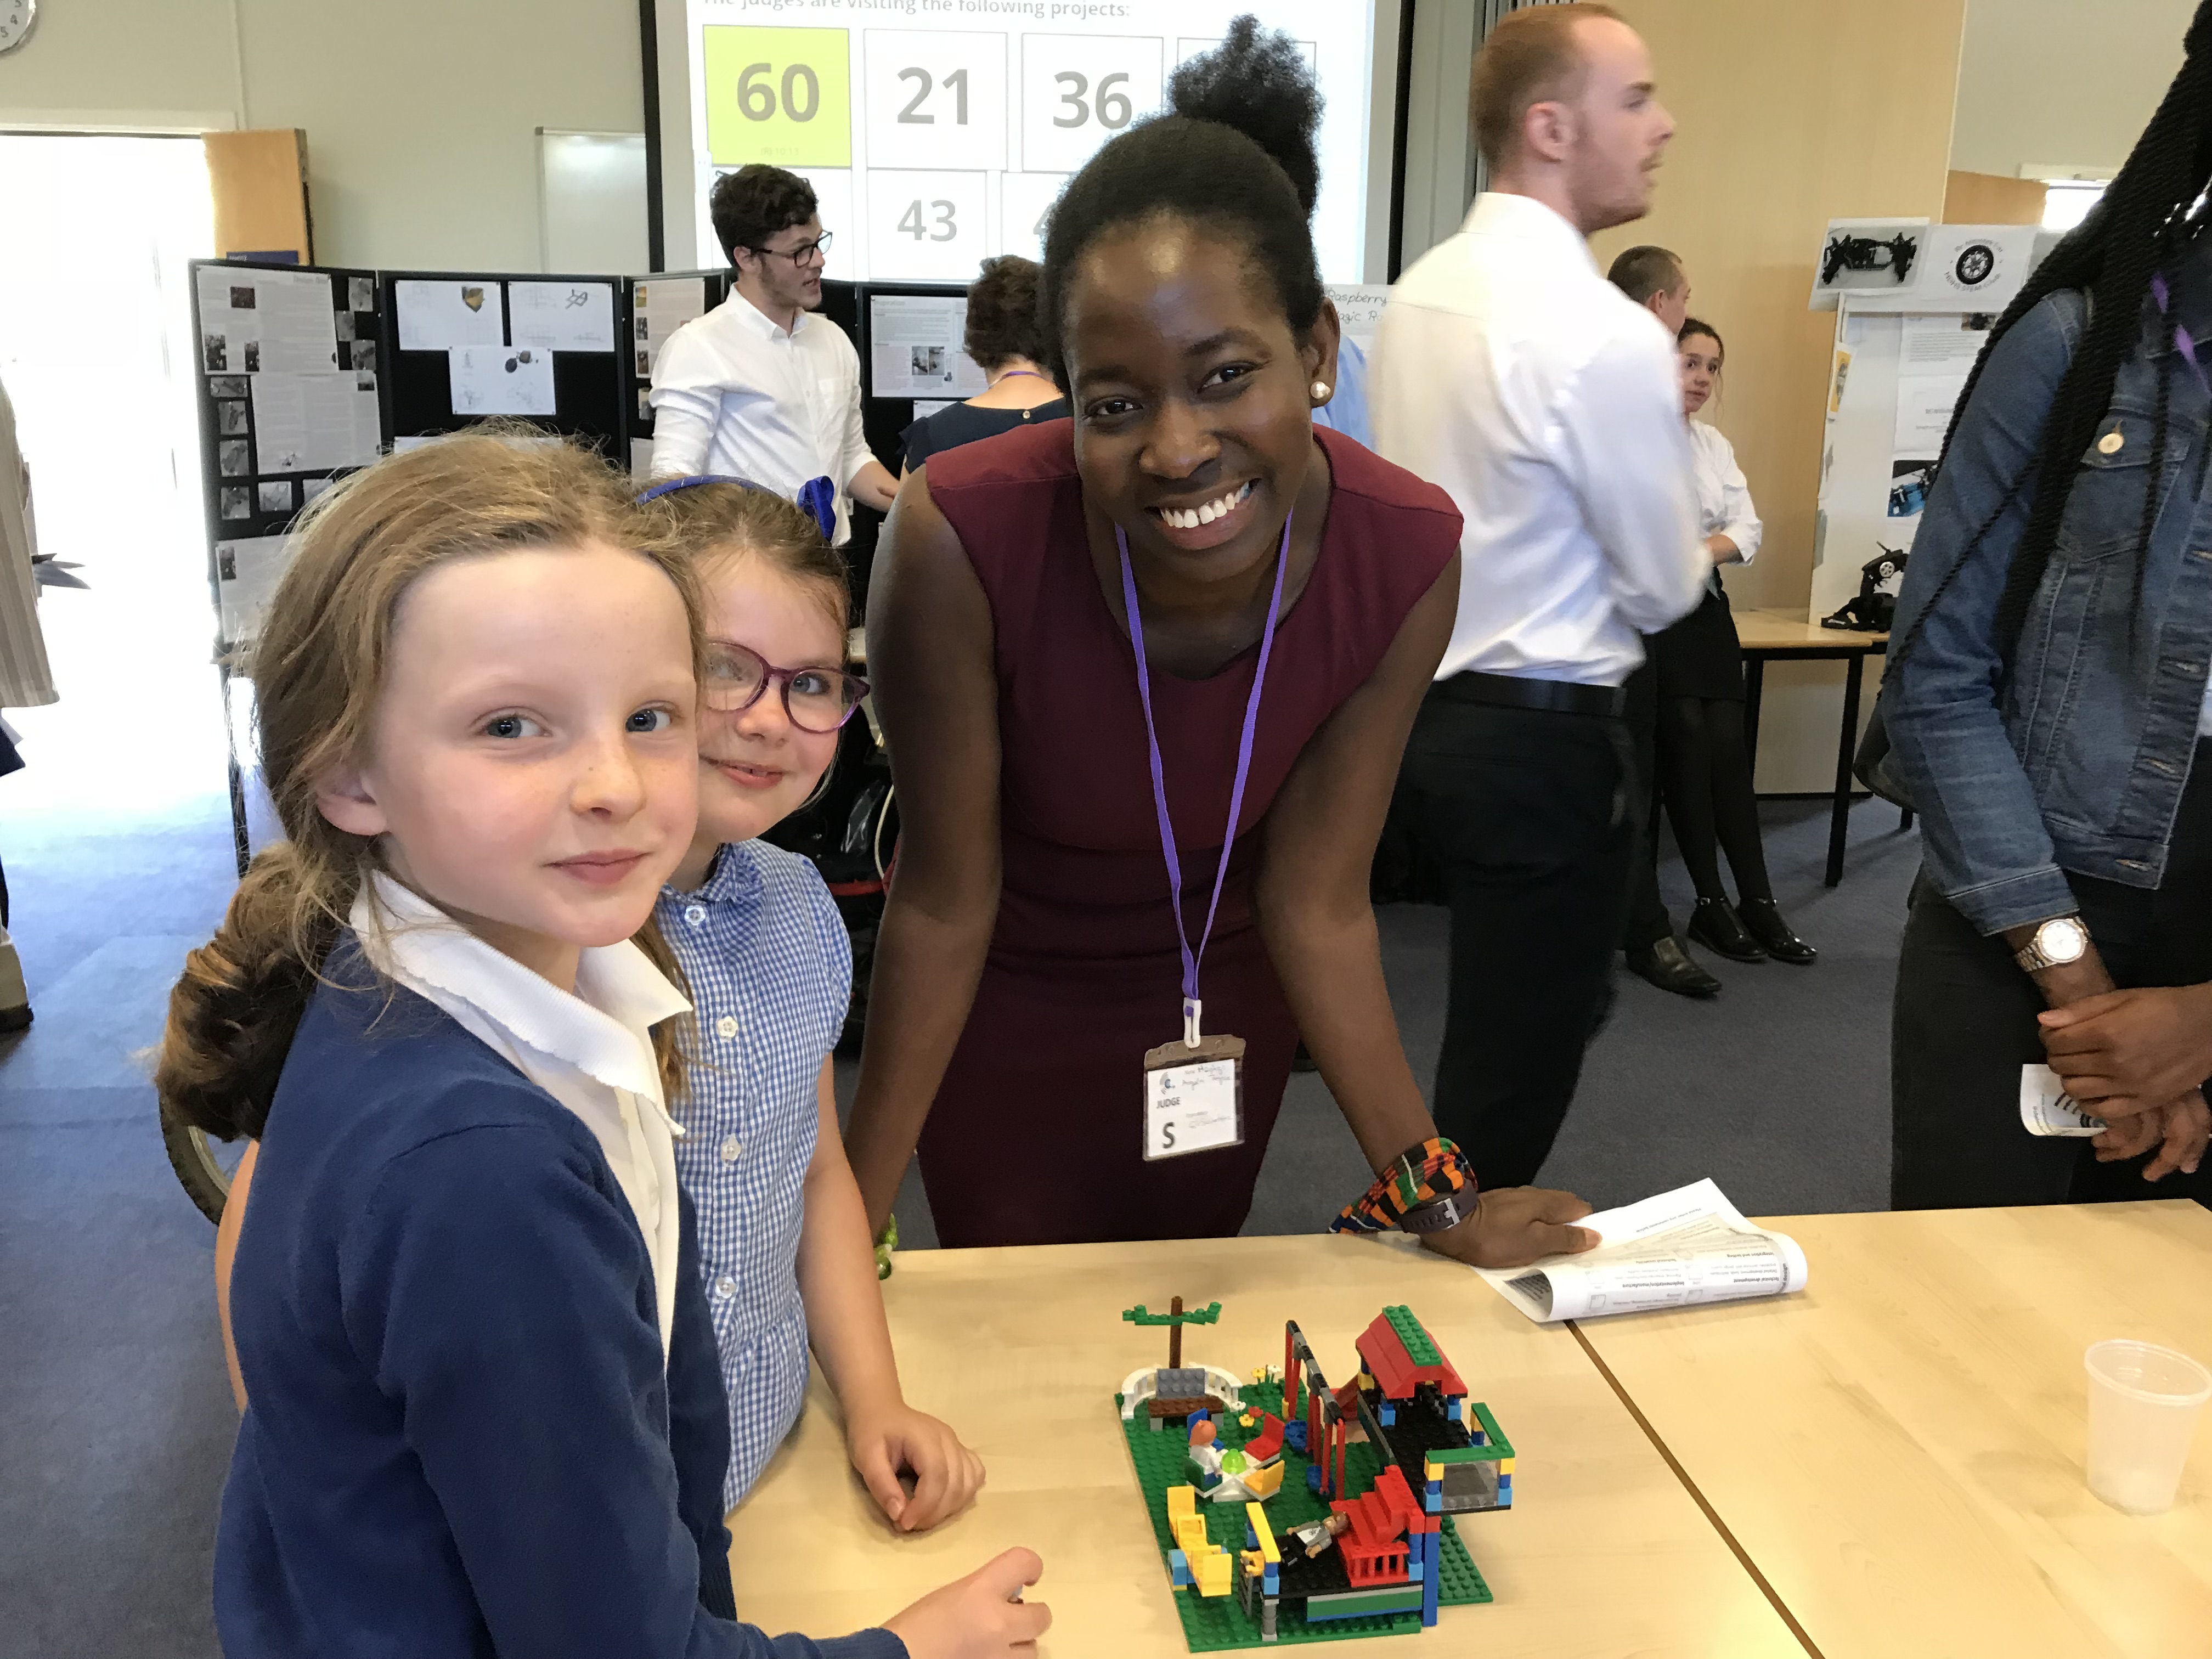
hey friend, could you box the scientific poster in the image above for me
[396,280,507,351]
[448,345,557,416]
[867,293,985,397]
[634,276,710,377]
[510,281,618,352]
[195,268,341,375]
[216,534,295,648]
[249,372,383,472]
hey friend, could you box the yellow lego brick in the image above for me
[1167,1485,1197,1524]
[1243,1460,1285,1500]
[1174,1514,1210,1558]
[1424,1458,1442,1483]
[1195,1548,1234,1598]
[1245,1502,1280,1563]
[1499,1458,1515,1475]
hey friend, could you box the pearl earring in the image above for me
[1311,380,1331,400]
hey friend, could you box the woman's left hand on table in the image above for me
[847,1398,986,1532]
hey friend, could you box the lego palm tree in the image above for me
[1122,1295,1222,1371]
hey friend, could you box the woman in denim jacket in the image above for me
[1884,18,2212,1208]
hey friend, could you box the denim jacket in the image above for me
[1886,274,2212,936]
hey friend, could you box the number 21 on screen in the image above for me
[863,31,1008,173]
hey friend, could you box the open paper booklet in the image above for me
[1474,1178,1809,1324]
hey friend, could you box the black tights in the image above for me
[1656,697,1771,906]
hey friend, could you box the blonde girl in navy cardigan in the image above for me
[157,431,1046,1659]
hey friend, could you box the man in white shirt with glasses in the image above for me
[649,165,898,544]
[1370,3,1706,1192]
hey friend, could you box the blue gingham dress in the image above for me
[657,839,852,1510]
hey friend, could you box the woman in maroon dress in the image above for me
[845,21,1593,1266]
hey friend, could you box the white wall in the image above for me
[0,0,644,272]
[1951,0,2191,177]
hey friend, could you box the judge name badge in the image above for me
[1142,1025,1247,1161]
[1116,515,1290,1170]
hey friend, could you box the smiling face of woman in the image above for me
[1680,331,1723,417]
[1061,216,1334,588]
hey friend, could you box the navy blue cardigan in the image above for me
[216,956,903,1659]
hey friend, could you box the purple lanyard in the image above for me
[2151,273,2212,400]
[1115,513,1293,1049]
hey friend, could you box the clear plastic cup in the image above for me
[2084,1339,2212,1515]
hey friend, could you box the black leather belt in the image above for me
[1434,670,1627,718]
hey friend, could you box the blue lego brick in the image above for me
[1423,1491,1440,1513]
[1378,1402,1396,1426]
[1283,1419,1307,1455]
[1306,1464,1324,1494]
[1447,1398,1462,1423]
[1420,1532,1440,1627]
[1170,1549,1194,1588]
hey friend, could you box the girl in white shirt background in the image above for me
[1650,320,1818,970]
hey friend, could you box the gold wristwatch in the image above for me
[2014,915,2090,973]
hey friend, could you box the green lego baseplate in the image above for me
[1116,1381,1493,1652]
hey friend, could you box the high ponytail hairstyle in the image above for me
[1901,0,2212,669]
[1038,14,1325,388]
[156,428,699,1142]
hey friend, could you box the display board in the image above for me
[669,2,1378,283]
[627,267,735,474]
[378,270,632,460]
[189,259,386,656]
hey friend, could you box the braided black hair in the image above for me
[1902,2,2212,669]
[1038,16,1325,388]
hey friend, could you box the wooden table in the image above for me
[1731,608,1890,887]
[725,1232,1808,1657]
[1572,1202,2212,1659]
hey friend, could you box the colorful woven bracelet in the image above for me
[1329,1136,1477,1235]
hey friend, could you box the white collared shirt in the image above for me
[1370,192,1708,687]
[1689,419,1760,567]
[351,874,693,1357]
[647,291,874,545]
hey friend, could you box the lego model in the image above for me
[1821,229,1918,287]
[1115,1300,1514,1650]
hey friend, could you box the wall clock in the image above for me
[0,1,36,55]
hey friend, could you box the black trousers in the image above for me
[1621,661,1672,950]
[1892,742,2212,1209]
[1401,692,1634,1188]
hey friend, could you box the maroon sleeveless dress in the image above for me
[917,421,1460,1246]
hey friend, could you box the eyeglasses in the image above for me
[702,639,868,733]
[746,230,833,269]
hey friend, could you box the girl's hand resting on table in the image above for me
[885,1548,1049,1659]
[847,1397,985,1532]
[1420,1186,1600,1269]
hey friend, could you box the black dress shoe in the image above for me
[1626,936,1722,998]
[1739,898,1818,964]
[1688,897,1767,962]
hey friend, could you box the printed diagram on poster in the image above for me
[868,293,986,397]
[195,267,341,375]
[510,281,617,352]
[1889,375,1967,520]
[633,276,708,378]
[448,345,557,416]
[396,279,507,351]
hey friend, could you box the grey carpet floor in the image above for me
[0,789,1915,1658]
